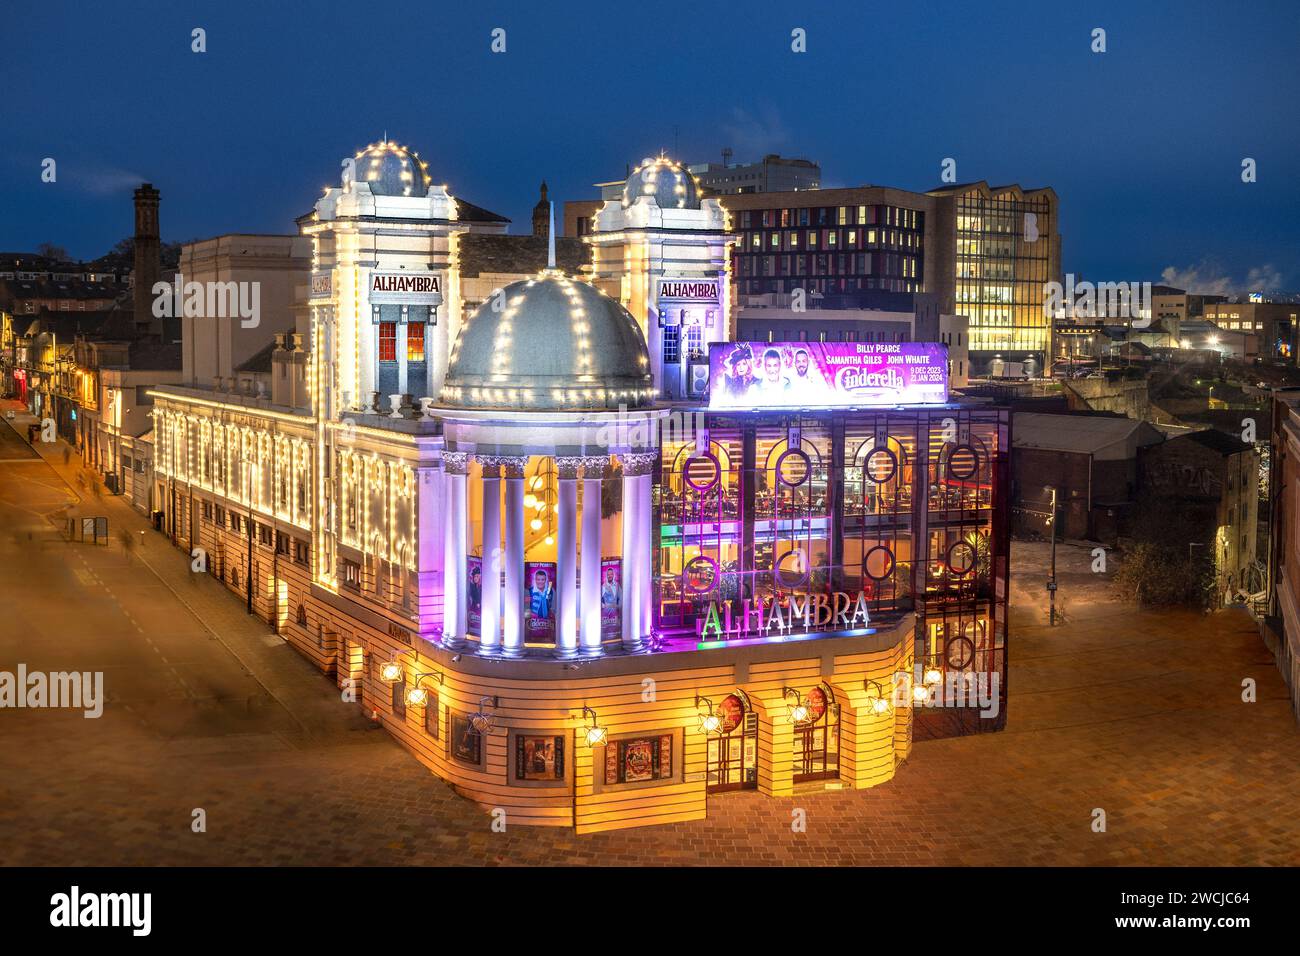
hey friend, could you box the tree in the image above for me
[1112,495,1216,609]
[35,242,70,262]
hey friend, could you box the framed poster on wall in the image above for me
[600,558,621,639]
[525,562,556,643]
[466,556,483,635]
[604,733,674,786]
[514,734,565,782]
[449,712,483,767]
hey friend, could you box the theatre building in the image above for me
[150,142,1009,833]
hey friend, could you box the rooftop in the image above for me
[1013,412,1165,460]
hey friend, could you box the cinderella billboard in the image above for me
[708,341,949,409]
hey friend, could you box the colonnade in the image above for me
[441,450,657,657]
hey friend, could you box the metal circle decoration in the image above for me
[683,452,721,492]
[775,448,811,487]
[684,555,719,593]
[775,548,811,589]
[946,540,978,576]
[864,447,898,484]
[945,635,976,671]
[946,444,980,481]
[806,686,828,721]
[862,544,895,582]
[719,694,744,734]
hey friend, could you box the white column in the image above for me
[579,456,608,654]
[441,451,469,647]
[478,460,502,653]
[637,469,654,640]
[620,452,657,652]
[502,457,528,656]
[555,456,581,658]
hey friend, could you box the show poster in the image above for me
[466,555,483,635]
[600,558,622,639]
[450,714,481,765]
[515,734,565,782]
[709,341,948,408]
[525,561,556,643]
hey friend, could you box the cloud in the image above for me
[718,106,790,162]
[1159,259,1285,297]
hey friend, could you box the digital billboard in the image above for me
[708,341,948,408]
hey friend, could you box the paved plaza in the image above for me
[1,409,1297,866]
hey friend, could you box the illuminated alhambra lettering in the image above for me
[697,591,871,639]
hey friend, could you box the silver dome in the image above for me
[440,272,655,412]
[622,156,700,210]
[351,140,430,197]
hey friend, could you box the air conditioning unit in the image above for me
[687,363,710,397]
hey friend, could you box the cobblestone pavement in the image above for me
[2,410,1298,866]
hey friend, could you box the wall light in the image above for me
[405,670,443,708]
[694,694,722,735]
[864,679,892,716]
[378,659,404,684]
[581,705,607,747]
[783,686,810,724]
[469,696,499,734]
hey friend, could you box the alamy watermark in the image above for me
[1044,273,1151,327]
[0,664,103,718]
[152,273,261,328]
[50,886,150,936]
[894,667,1000,719]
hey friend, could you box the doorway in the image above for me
[793,683,840,783]
[706,691,758,792]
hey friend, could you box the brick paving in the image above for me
[2,412,1299,865]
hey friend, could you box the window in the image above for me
[214,505,225,525]
[391,679,406,718]
[662,324,680,364]
[378,322,397,362]
[230,512,241,532]
[275,531,290,555]
[259,524,272,546]
[202,501,213,521]
[684,324,704,360]
[293,539,310,568]
[406,322,425,362]
[341,558,361,592]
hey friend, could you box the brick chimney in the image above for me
[133,183,162,336]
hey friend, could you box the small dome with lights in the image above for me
[349,139,431,197]
[440,272,654,412]
[622,156,700,209]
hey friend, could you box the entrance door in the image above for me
[706,692,758,792]
[793,684,840,783]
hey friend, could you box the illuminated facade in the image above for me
[585,157,730,400]
[149,141,1011,832]
[931,182,1060,368]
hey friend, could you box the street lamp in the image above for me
[1045,485,1059,626]
[239,454,257,615]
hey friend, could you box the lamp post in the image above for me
[240,455,256,615]
[1045,485,1058,626]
